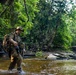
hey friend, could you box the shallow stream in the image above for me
[0,58,76,75]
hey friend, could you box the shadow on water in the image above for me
[0,58,76,75]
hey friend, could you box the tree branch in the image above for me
[23,0,29,22]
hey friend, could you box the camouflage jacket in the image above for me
[9,32,25,49]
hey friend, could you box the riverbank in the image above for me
[18,50,76,60]
[0,49,76,60]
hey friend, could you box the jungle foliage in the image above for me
[0,0,76,51]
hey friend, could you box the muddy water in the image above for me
[0,59,76,75]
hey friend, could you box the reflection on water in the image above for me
[0,59,76,75]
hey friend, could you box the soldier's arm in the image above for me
[9,34,18,46]
[19,42,26,52]
[10,39,18,46]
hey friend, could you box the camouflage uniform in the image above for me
[8,30,24,72]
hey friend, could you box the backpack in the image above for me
[2,34,10,52]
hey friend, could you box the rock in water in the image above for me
[47,54,57,60]
[0,69,26,75]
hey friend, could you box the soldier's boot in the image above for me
[17,67,22,73]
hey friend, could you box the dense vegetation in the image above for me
[0,0,76,51]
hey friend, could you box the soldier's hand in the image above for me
[13,41,18,46]
[23,49,26,53]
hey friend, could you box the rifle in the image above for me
[15,46,20,54]
[15,45,26,57]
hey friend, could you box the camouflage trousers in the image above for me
[8,49,23,71]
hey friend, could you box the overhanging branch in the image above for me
[23,0,29,22]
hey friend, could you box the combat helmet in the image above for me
[15,26,24,31]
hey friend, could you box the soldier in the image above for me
[8,26,25,73]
